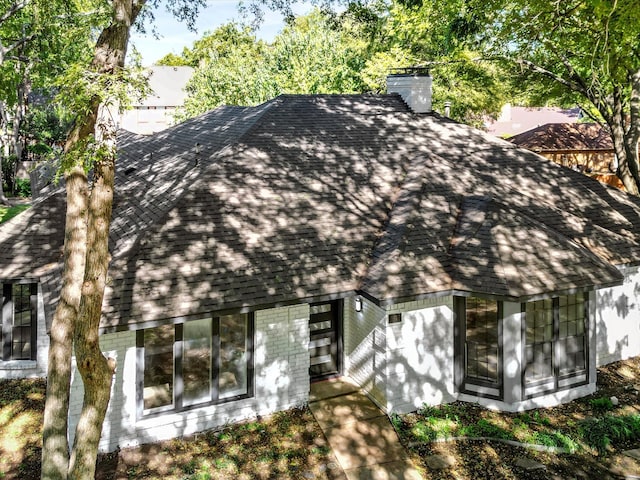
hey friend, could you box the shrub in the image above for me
[15,178,31,197]
[590,397,614,413]
[580,414,640,453]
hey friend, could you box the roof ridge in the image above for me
[360,151,452,293]
[232,96,284,146]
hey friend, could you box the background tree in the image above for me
[269,10,367,94]
[0,0,92,202]
[176,24,278,117]
[175,2,508,124]
[482,0,640,193]
[177,10,369,118]
[355,0,508,125]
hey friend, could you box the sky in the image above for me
[130,0,308,66]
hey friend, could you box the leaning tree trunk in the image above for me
[40,1,145,479]
[67,103,118,479]
[40,164,88,480]
[65,1,143,478]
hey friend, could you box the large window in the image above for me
[2,283,37,361]
[465,298,500,384]
[140,313,253,414]
[523,293,588,393]
[455,296,502,398]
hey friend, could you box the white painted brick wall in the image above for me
[385,297,455,414]
[67,304,311,453]
[344,296,386,402]
[596,265,640,366]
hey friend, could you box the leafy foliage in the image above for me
[178,12,369,119]
[580,414,640,453]
[478,0,640,192]
[176,4,507,124]
[590,397,615,413]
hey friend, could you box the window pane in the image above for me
[557,294,586,375]
[143,325,174,410]
[465,297,499,383]
[183,318,212,406]
[219,314,248,399]
[11,284,33,360]
[524,299,554,384]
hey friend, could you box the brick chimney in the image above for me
[386,67,432,113]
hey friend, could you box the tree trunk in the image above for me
[609,85,640,194]
[41,0,145,477]
[65,2,142,478]
[67,102,118,480]
[40,165,88,480]
[0,101,8,205]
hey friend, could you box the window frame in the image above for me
[454,296,503,400]
[521,294,589,398]
[1,282,38,362]
[137,312,254,418]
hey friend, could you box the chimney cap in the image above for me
[388,66,430,77]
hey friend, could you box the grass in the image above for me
[0,204,30,224]
[397,401,640,456]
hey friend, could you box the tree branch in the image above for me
[0,0,30,26]
[513,57,585,94]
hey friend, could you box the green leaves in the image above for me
[177,11,370,118]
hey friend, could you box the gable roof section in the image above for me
[509,123,613,151]
[2,94,640,330]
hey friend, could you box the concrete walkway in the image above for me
[309,378,424,480]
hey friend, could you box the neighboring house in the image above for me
[486,104,581,137]
[119,66,194,134]
[509,123,621,190]
[1,73,640,453]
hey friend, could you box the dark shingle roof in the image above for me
[509,123,613,151]
[1,94,638,330]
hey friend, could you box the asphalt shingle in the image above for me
[0,94,638,330]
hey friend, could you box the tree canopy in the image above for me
[167,4,509,124]
[480,0,640,192]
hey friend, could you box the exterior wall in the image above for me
[596,265,640,366]
[68,304,311,453]
[543,151,615,173]
[385,297,456,414]
[119,106,178,135]
[343,296,387,407]
[0,283,49,379]
[344,295,456,414]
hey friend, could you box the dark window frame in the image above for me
[1,283,37,361]
[521,294,589,398]
[137,312,255,418]
[454,296,503,400]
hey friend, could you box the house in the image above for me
[485,104,581,137]
[1,72,640,453]
[508,122,622,190]
[118,65,194,134]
